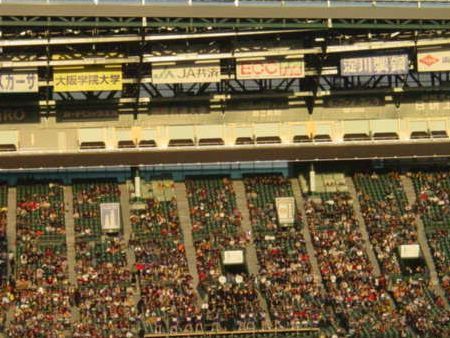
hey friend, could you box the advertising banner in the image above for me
[100,203,121,232]
[222,250,245,265]
[275,197,295,226]
[56,109,118,122]
[236,59,304,80]
[0,108,39,124]
[0,70,38,93]
[417,48,450,72]
[152,62,221,84]
[340,53,409,76]
[53,66,122,92]
[399,244,421,259]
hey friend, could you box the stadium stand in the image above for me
[7,181,71,337]
[185,177,263,331]
[410,171,450,300]
[353,172,450,337]
[72,180,140,337]
[129,179,199,334]
[303,188,407,337]
[243,175,331,331]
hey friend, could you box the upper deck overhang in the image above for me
[1,1,450,21]
[0,140,449,170]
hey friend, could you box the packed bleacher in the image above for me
[72,180,140,337]
[128,179,199,333]
[410,171,450,300]
[0,172,447,337]
[7,181,71,337]
[303,188,407,337]
[353,172,450,337]
[243,175,329,331]
[185,176,263,331]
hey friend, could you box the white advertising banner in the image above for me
[340,53,409,76]
[0,70,38,93]
[222,250,244,265]
[236,59,304,80]
[152,62,221,84]
[275,197,295,226]
[100,203,121,232]
[399,244,421,259]
[417,48,450,72]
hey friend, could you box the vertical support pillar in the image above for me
[309,163,316,193]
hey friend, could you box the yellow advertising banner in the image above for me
[53,66,122,92]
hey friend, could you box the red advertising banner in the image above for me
[236,59,304,80]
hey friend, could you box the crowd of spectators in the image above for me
[186,177,262,330]
[7,181,71,337]
[0,173,448,337]
[409,171,450,299]
[129,180,199,333]
[353,172,421,276]
[354,172,450,336]
[303,190,407,336]
[244,175,328,330]
[72,180,139,337]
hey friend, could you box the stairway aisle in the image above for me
[174,182,202,308]
[119,183,140,305]
[63,186,80,323]
[345,177,381,277]
[5,187,16,330]
[234,180,272,328]
[290,178,325,290]
[401,176,450,310]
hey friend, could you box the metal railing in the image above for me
[1,0,450,8]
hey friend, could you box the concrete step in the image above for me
[5,187,16,331]
[345,177,382,277]
[233,180,272,329]
[6,187,16,278]
[119,183,136,272]
[401,176,450,310]
[63,186,77,287]
[63,185,82,327]
[290,178,325,291]
[174,182,202,308]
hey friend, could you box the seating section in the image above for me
[72,180,139,337]
[73,180,120,240]
[8,181,71,337]
[186,177,262,330]
[410,171,450,299]
[353,173,417,275]
[243,175,328,330]
[1,173,449,337]
[303,190,406,337]
[16,181,65,241]
[129,179,199,333]
[353,172,450,336]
